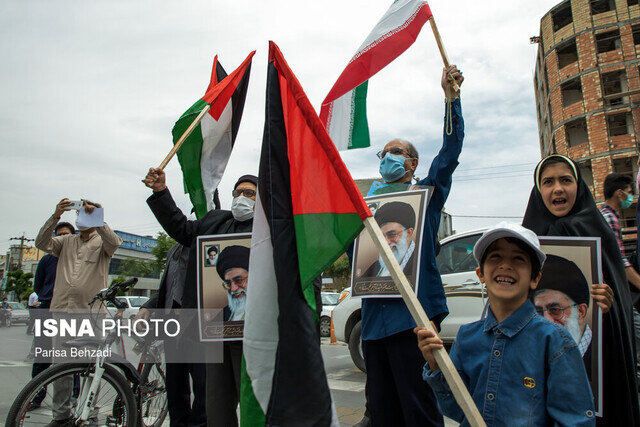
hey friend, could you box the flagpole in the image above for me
[428,17,460,92]
[362,216,486,427]
[157,104,212,170]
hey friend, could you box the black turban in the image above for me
[374,201,416,230]
[234,175,258,190]
[536,254,589,305]
[216,245,250,280]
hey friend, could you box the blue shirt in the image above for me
[424,301,595,426]
[33,254,58,302]
[362,97,464,340]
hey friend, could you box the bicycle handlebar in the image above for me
[89,277,138,307]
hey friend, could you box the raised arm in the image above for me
[82,200,123,257]
[35,199,72,256]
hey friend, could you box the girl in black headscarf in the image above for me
[523,154,639,426]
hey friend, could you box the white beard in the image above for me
[227,293,246,321]
[564,309,583,345]
[378,236,410,271]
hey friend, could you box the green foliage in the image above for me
[110,275,128,296]
[324,254,351,291]
[151,232,177,271]
[119,258,155,278]
[5,269,35,302]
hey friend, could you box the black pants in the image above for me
[363,329,444,427]
[205,342,242,427]
[165,338,207,427]
[31,301,51,404]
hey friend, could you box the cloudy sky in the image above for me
[0,0,562,254]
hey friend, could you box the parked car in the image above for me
[331,228,487,372]
[320,292,340,337]
[106,296,149,320]
[5,301,29,324]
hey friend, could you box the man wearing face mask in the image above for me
[143,168,256,426]
[358,65,464,427]
[35,199,122,426]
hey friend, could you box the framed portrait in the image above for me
[196,233,251,342]
[537,236,603,417]
[351,188,431,297]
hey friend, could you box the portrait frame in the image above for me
[351,188,431,297]
[196,233,251,342]
[537,236,603,417]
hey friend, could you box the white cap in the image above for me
[473,222,546,268]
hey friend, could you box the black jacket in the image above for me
[147,188,253,309]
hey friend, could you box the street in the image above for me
[0,325,454,426]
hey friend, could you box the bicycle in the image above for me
[6,277,168,427]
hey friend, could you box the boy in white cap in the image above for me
[415,222,595,426]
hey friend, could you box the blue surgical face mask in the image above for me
[379,153,408,183]
[621,192,633,209]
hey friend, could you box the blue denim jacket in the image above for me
[362,98,463,341]
[424,301,595,426]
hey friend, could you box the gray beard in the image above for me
[565,309,583,344]
[227,293,246,321]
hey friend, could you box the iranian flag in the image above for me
[240,41,372,426]
[319,0,433,150]
[173,51,255,218]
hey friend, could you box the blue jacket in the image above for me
[362,98,463,340]
[33,254,58,302]
[424,301,595,426]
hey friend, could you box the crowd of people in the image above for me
[16,63,640,427]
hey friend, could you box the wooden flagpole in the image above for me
[362,216,485,427]
[428,17,460,92]
[157,104,212,170]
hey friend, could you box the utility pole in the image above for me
[9,234,34,272]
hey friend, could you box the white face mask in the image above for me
[231,196,255,222]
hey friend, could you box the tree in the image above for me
[151,232,177,272]
[324,254,351,291]
[5,269,34,302]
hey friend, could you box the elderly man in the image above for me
[35,199,122,427]
[206,246,219,266]
[361,201,416,278]
[534,255,592,357]
[143,169,256,427]
[359,65,463,426]
[216,246,249,321]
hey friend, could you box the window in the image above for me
[561,77,583,106]
[552,2,573,31]
[613,156,638,177]
[607,112,632,136]
[556,39,578,68]
[633,24,640,45]
[577,161,595,187]
[602,69,628,106]
[629,0,639,6]
[596,29,621,53]
[109,258,123,275]
[436,234,482,275]
[591,0,615,14]
[565,118,589,147]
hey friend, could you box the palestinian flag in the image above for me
[173,51,255,218]
[319,0,432,150]
[240,41,372,426]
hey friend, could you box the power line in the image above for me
[451,215,523,219]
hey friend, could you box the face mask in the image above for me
[379,153,408,183]
[621,192,633,209]
[231,196,255,222]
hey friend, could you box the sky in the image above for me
[0,0,563,254]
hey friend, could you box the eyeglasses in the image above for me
[223,275,248,289]
[376,147,408,160]
[535,303,577,320]
[383,228,405,242]
[232,189,256,198]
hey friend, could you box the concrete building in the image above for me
[534,0,640,228]
[110,231,160,297]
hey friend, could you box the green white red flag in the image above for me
[173,52,255,218]
[319,0,433,150]
[240,41,371,426]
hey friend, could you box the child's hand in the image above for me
[414,323,443,371]
[591,283,613,314]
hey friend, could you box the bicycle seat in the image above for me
[62,337,104,348]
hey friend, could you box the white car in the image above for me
[320,292,340,337]
[5,301,29,324]
[106,296,150,320]
[331,228,487,372]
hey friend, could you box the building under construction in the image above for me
[534,0,640,227]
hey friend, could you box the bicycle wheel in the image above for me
[138,362,168,427]
[6,362,137,427]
